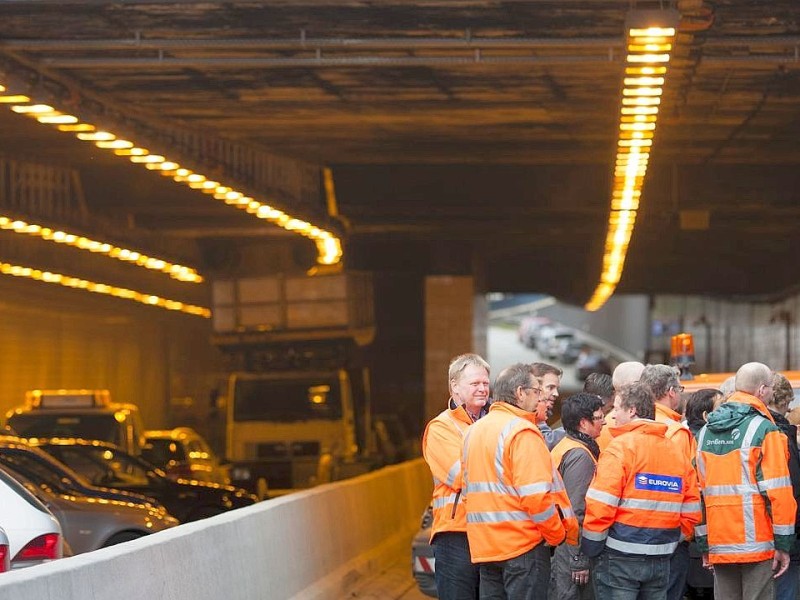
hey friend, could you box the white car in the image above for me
[0,527,10,573]
[0,467,63,568]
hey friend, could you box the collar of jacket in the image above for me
[655,402,682,423]
[489,400,538,425]
[727,391,776,424]
[446,400,476,427]
[608,417,668,438]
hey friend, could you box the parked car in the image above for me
[536,326,576,361]
[32,439,259,523]
[517,316,551,348]
[0,528,9,573]
[0,466,63,569]
[0,435,164,509]
[142,427,230,485]
[2,465,179,555]
[411,505,436,598]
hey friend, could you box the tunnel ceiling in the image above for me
[1,0,800,306]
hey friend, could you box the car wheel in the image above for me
[187,506,225,521]
[103,531,146,547]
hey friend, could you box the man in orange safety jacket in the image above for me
[695,362,797,600]
[581,381,701,599]
[462,362,578,600]
[422,353,491,600]
[640,363,698,600]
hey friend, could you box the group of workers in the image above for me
[422,354,798,600]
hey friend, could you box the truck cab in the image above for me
[6,389,146,457]
[226,369,371,498]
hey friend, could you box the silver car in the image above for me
[3,466,179,554]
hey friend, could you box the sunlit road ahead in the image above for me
[487,324,583,395]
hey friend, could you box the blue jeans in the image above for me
[775,560,799,600]
[432,532,480,600]
[479,544,548,600]
[667,541,690,600]
[593,551,670,600]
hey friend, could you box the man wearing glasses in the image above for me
[462,363,577,599]
[696,362,796,600]
[640,363,697,600]
[551,393,606,599]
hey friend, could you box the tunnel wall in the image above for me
[0,458,432,600]
[651,293,800,373]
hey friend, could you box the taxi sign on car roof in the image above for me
[26,389,111,409]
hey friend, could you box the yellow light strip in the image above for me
[0,216,203,283]
[0,260,210,318]
[586,16,676,311]
[0,82,343,267]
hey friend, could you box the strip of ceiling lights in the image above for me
[585,11,678,312]
[0,77,341,317]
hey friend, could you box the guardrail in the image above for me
[0,458,432,600]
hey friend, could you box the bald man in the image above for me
[597,361,645,452]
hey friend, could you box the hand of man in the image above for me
[773,549,790,579]
[571,569,589,586]
[701,553,713,570]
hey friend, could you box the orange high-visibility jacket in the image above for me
[462,401,569,563]
[695,392,797,564]
[581,418,702,558]
[655,402,699,541]
[422,401,474,540]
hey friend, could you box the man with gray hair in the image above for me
[696,362,797,600]
[640,364,696,600]
[719,375,736,400]
[422,353,491,599]
[462,363,576,599]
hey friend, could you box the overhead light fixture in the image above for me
[0,216,203,282]
[0,259,210,318]
[585,9,679,312]
[0,79,343,267]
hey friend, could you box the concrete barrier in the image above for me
[0,458,432,600]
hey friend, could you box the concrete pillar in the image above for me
[423,275,488,422]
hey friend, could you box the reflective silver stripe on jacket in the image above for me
[582,529,608,542]
[704,483,759,497]
[694,524,707,537]
[445,458,461,488]
[709,540,774,555]
[618,497,684,513]
[774,524,795,536]
[759,476,793,492]
[465,480,550,497]
[586,487,620,508]
[467,503,557,525]
[433,493,458,510]
[467,510,536,524]
[681,501,701,514]
[605,537,678,555]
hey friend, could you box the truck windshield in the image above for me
[233,377,343,422]
[8,413,120,444]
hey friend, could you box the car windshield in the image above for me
[0,447,91,494]
[143,438,187,467]
[45,445,151,487]
[8,413,120,444]
[233,377,343,422]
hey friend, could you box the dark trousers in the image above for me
[479,544,548,600]
[667,541,690,600]
[593,551,670,600]
[432,532,480,600]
